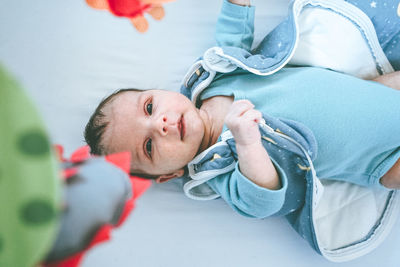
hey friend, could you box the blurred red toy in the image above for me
[44,145,152,267]
[86,0,176,32]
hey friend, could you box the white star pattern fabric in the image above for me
[346,0,400,69]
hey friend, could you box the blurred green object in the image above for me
[0,65,61,266]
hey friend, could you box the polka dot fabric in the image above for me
[0,65,62,267]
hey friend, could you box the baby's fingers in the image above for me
[242,108,262,123]
[228,100,254,117]
[225,101,252,127]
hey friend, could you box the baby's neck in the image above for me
[199,95,234,150]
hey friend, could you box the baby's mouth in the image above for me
[179,115,185,140]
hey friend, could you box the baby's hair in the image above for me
[84,88,143,156]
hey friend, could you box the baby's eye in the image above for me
[145,138,152,158]
[146,101,153,115]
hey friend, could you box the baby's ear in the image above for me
[155,169,185,183]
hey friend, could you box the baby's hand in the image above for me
[225,100,262,146]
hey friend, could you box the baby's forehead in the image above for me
[112,90,140,106]
[105,91,141,117]
[101,91,141,152]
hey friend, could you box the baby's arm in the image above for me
[373,71,400,90]
[225,100,281,190]
[215,0,255,50]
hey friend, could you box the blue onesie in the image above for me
[180,0,400,259]
[183,0,400,218]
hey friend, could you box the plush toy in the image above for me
[0,64,61,267]
[43,146,152,267]
[86,0,176,33]
[0,64,152,267]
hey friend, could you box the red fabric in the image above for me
[105,151,131,174]
[45,145,152,267]
[53,144,65,162]
[70,145,91,163]
[107,0,151,17]
[131,176,152,199]
[63,167,79,179]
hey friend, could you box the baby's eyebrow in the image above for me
[137,93,145,114]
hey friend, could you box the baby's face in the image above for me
[103,89,207,178]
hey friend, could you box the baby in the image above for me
[85,0,400,219]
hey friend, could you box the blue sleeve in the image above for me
[215,0,255,51]
[206,161,288,218]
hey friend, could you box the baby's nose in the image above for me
[156,115,171,136]
[157,114,178,136]
[161,116,168,134]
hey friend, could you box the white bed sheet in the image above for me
[1,0,399,266]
